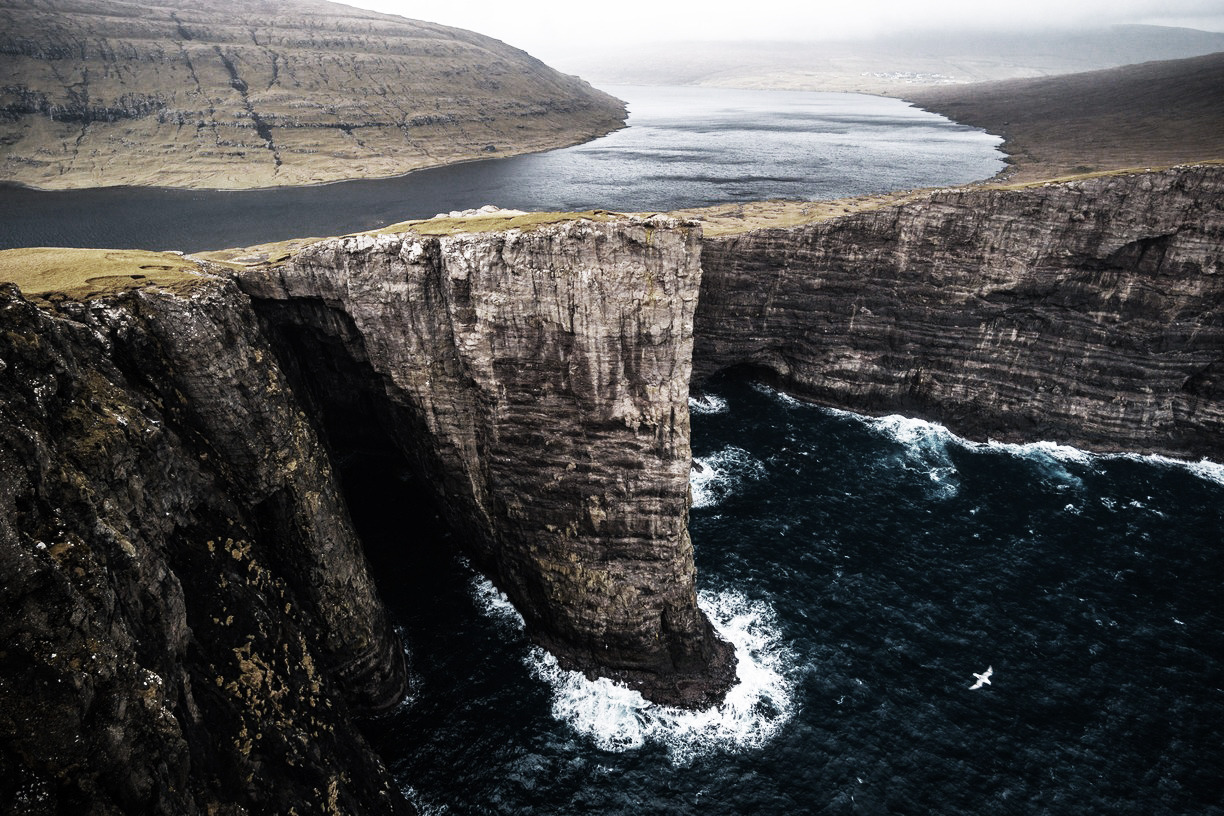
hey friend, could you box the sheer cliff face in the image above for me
[239,216,736,706]
[0,0,625,189]
[0,277,410,814]
[695,166,1224,460]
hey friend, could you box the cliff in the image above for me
[0,254,410,813]
[236,213,734,706]
[693,165,1224,460]
[0,0,625,189]
[3,167,1223,813]
[0,214,734,812]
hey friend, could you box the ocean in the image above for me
[363,373,1224,815]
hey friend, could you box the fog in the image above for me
[343,0,1224,64]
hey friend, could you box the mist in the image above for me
[344,0,1224,66]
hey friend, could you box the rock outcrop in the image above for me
[0,0,625,189]
[694,165,1224,460]
[238,214,735,707]
[0,213,735,813]
[0,268,411,814]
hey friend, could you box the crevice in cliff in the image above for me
[251,299,458,601]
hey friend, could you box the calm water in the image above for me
[0,86,1002,252]
[365,373,1224,815]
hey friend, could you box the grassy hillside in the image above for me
[906,51,1224,182]
[0,0,626,189]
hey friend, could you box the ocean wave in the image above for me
[688,393,729,414]
[859,414,962,498]
[691,446,767,508]
[526,588,796,764]
[469,571,526,630]
[466,574,794,763]
[749,381,803,406]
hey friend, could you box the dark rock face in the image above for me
[0,279,411,814]
[238,217,736,707]
[695,166,1224,460]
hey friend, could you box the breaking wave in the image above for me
[468,574,795,764]
[526,589,795,764]
[690,446,767,508]
[689,394,730,414]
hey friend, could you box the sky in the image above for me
[342,0,1224,62]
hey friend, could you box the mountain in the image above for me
[553,25,1224,93]
[0,0,625,189]
[906,51,1224,181]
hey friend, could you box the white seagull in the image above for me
[969,666,993,690]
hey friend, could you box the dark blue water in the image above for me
[367,373,1224,815]
[0,86,1002,252]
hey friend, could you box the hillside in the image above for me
[906,51,1224,182]
[554,25,1224,94]
[0,0,625,189]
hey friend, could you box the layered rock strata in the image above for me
[0,272,411,813]
[694,166,1224,460]
[239,215,735,707]
[0,0,625,189]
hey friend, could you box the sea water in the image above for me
[367,372,1224,815]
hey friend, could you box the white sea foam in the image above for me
[860,414,961,498]
[749,381,803,406]
[400,785,450,815]
[690,446,767,509]
[688,393,729,414]
[526,589,795,764]
[466,574,794,762]
[469,573,526,630]
[1131,453,1224,487]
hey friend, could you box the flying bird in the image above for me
[969,666,993,690]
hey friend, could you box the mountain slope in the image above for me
[906,51,1224,181]
[0,0,626,189]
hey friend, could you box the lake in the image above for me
[0,85,1003,252]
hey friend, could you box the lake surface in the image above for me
[0,86,1003,252]
[365,373,1224,816]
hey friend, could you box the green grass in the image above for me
[0,247,208,300]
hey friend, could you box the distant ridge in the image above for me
[555,25,1224,94]
[906,51,1224,182]
[0,0,626,189]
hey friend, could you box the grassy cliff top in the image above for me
[194,211,637,267]
[0,247,210,300]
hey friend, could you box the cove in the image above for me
[0,86,1004,253]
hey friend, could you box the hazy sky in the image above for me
[344,0,1224,61]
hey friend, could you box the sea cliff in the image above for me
[0,268,409,813]
[1,166,1221,813]
[695,166,1224,460]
